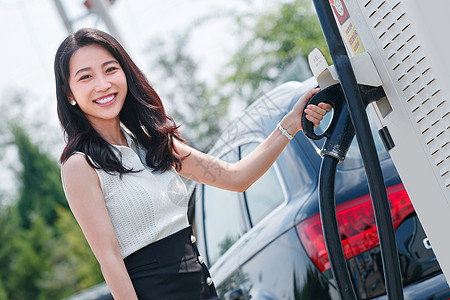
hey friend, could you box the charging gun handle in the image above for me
[302,84,355,162]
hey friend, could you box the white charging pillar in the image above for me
[326,0,450,282]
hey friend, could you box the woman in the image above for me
[55,28,330,299]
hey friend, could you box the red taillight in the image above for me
[296,183,414,272]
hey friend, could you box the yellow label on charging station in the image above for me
[330,0,365,56]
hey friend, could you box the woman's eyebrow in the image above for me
[102,59,119,67]
[74,67,91,77]
[74,60,119,77]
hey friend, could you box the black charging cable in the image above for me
[303,84,386,300]
[303,0,404,299]
[303,84,357,300]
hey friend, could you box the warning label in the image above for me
[330,0,365,56]
[344,21,364,55]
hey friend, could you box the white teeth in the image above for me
[95,94,115,104]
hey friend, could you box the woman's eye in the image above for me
[106,67,118,73]
[79,74,91,80]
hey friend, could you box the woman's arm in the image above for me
[176,88,330,192]
[61,154,138,300]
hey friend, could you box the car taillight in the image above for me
[296,183,414,273]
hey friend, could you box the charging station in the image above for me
[313,0,450,284]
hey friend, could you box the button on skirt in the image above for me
[124,226,219,300]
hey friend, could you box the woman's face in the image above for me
[68,44,128,128]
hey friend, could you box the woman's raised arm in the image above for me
[176,88,331,192]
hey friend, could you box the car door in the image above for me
[199,140,296,299]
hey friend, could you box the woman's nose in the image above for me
[94,76,112,91]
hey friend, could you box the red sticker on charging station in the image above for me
[330,0,350,25]
[330,0,365,56]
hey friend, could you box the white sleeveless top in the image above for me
[80,131,189,258]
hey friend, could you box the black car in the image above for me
[190,77,450,299]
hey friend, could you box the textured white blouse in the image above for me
[75,131,189,258]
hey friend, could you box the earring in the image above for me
[70,100,77,106]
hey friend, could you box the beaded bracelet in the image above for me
[277,122,293,140]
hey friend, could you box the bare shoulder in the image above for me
[61,153,100,189]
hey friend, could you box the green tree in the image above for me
[33,206,103,299]
[7,215,53,300]
[12,125,68,229]
[0,125,102,299]
[0,206,18,299]
[147,34,231,151]
[52,206,103,294]
[147,0,328,150]
[223,0,329,104]
[0,281,7,300]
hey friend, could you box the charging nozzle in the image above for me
[302,83,385,162]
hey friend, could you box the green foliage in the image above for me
[12,125,68,229]
[0,280,7,300]
[53,206,103,291]
[148,0,328,150]
[7,216,53,300]
[0,125,102,299]
[34,206,103,299]
[223,0,330,104]
[0,206,18,298]
[148,34,231,151]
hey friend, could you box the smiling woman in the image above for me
[68,44,128,129]
[53,28,329,300]
[55,28,184,174]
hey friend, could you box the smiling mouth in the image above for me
[94,93,116,105]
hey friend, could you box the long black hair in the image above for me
[55,28,185,174]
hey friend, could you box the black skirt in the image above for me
[124,226,219,300]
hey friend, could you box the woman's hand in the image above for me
[281,88,332,136]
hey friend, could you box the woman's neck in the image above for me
[90,119,128,147]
